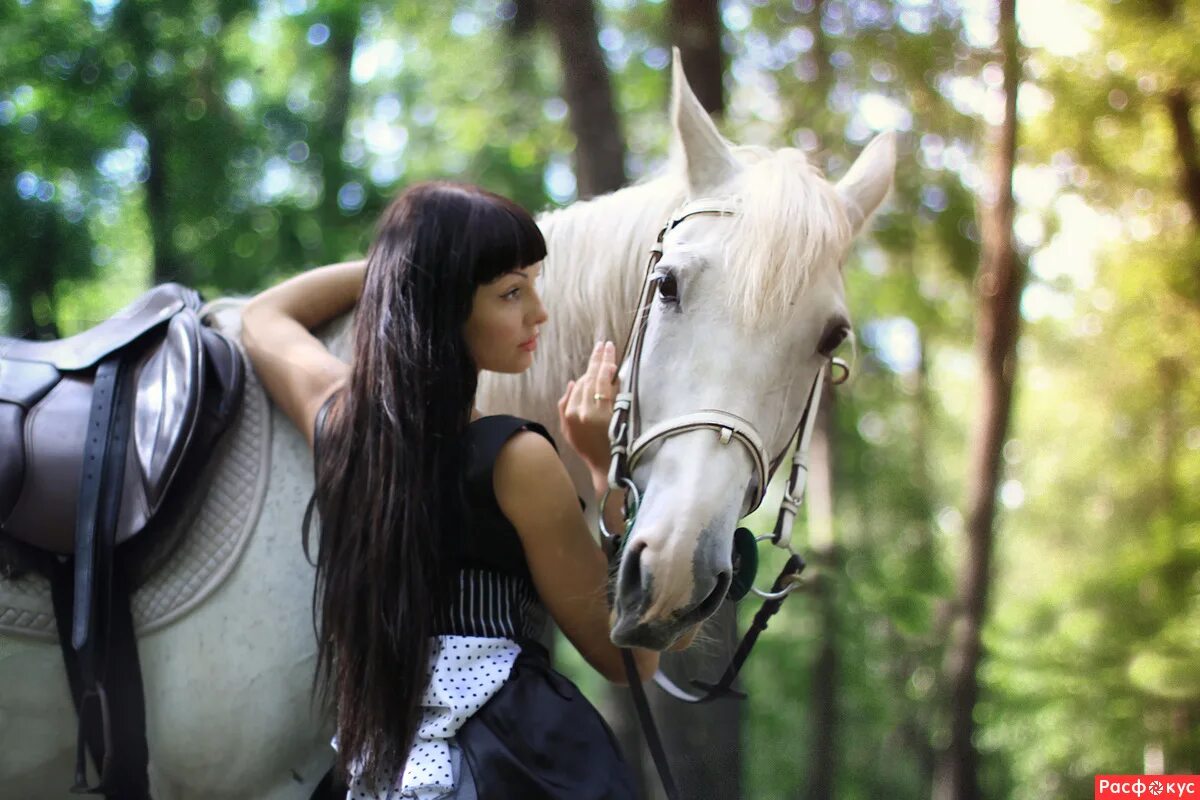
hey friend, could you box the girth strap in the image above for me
[56,354,152,799]
[50,560,151,800]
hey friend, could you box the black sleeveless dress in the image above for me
[314,405,638,800]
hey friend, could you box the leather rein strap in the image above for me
[605,198,848,800]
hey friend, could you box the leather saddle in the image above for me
[0,282,245,798]
[1,283,242,554]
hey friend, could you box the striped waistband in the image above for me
[432,567,546,640]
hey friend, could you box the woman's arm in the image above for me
[494,432,660,684]
[241,260,366,447]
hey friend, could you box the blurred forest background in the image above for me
[1,0,1198,798]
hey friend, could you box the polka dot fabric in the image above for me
[342,636,520,800]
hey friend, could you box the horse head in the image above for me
[609,53,896,649]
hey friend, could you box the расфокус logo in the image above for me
[1095,776,1200,799]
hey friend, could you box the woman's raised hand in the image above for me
[558,340,620,477]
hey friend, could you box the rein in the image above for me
[601,197,848,799]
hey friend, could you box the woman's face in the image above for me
[464,262,549,374]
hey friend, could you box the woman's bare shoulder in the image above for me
[492,430,577,526]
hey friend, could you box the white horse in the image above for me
[0,56,894,798]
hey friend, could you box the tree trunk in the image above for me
[669,0,724,116]
[1,126,59,338]
[1156,357,1182,516]
[1164,87,1200,228]
[142,130,180,284]
[810,0,831,85]
[538,0,627,198]
[5,209,62,339]
[317,4,357,245]
[115,0,182,285]
[932,1,1022,799]
[805,379,838,800]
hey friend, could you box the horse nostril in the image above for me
[685,570,731,625]
[618,540,648,606]
[718,569,732,598]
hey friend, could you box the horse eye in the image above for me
[818,325,849,356]
[657,273,679,304]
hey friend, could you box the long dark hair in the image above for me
[307,182,546,784]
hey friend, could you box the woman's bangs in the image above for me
[472,197,547,284]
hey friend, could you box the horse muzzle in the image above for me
[609,523,733,650]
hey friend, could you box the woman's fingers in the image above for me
[600,341,619,396]
[585,342,618,403]
[573,341,601,403]
[563,340,620,421]
[559,341,626,471]
[558,380,574,417]
[581,340,604,387]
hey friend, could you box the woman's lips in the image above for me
[519,336,538,352]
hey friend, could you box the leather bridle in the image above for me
[601,197,849,800]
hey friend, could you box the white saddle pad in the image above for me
[0,331,272,642]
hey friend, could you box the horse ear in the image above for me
[835,131,897,236]
[671,48,739,194]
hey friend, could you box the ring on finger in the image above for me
[593,393,611,402]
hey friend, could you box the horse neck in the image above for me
[527,176,686,411]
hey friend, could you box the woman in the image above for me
[241,182,667,800]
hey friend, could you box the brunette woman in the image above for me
[241,182,663,799]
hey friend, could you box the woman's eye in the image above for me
[502,287,521,300]
[818,325,849,356]
[656,273,679,304]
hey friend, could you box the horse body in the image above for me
[0,389,330,800]
[0,55,894,797]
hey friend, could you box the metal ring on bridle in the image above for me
[831,356,850,385]
[598,476,641,546]
[749,534,804,600]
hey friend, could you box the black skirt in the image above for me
[456,641,639,800]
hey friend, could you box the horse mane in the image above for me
[723,146,853,330]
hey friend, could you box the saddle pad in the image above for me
[0,322,272,642]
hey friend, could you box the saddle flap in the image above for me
[2,376,94,553]
[0,359,61,407]
[133,312,205,518]
[0,284,197,371]
[0,360,61,523]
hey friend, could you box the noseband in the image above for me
[603,197,849,800]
